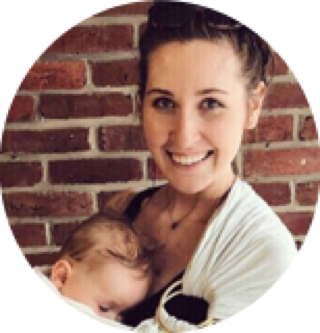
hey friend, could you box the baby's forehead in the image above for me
[89,253,151,287]
[87,222,140,261]
[91,221,135,246]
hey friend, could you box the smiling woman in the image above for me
[2,0,316,332]
[104,1,298,330]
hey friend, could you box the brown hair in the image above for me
[57,210,153,275]
[138,1,274,99]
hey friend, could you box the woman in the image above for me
[107,1,297,330]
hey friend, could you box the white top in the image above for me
[34,178,297,332]
[183,177,297,319]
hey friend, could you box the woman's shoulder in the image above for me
[104,186,162,218]
[227,178,283,223]
[104,188,140,214]
[217,178,297,250]
[212,178,294,246]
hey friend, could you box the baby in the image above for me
[36,211,153,322]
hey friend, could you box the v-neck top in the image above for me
[121,186,209,327]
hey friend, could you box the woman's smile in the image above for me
[165,150,214,167]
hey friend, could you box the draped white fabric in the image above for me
[182,178,297,319]
[34,178,297,332]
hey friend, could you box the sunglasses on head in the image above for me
[149,2,242,30]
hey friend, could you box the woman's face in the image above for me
[142,40,264,194]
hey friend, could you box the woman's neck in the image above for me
[169,171,236,208]
[165,171,236,225]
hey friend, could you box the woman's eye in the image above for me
[200,98,223,110]
[152,97,176,110]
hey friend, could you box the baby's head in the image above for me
[50,211,152,320]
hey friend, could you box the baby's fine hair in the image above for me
[57,210,153,274]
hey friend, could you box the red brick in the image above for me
[39,93,132,119]
[11,223,46,247]
[264,83,309,109]
[244,148,320,177]
[91,59,138,87]
[1,128,89,153]
[299,115,318,141]
[268,53,289,76]
[20,61,86,90]
[250,182,291,206]
[49,159,143,184]
[99,126,146,151]
[6,96,35,123]
[244,115,293,143]
[278,212,314,236]
[51,222,81,246]
[3,192,94,217]
[296,181,320,205]
[25,252,57,267]
[0,162,42,188]
[96,2,152,16]
[46,26,134,53]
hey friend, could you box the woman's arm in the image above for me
[104,188,138,214]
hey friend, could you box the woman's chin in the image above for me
[164,167,235,195]
[166,176,213,195]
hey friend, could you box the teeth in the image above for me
[171,153,207,165]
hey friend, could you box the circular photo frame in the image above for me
[0,1,319,333]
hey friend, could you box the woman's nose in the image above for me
[170,110,201,148]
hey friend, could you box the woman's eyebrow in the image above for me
[146,87,228,96]
[196,88,228,95]
[146,88,173,96]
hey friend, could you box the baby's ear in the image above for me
[50,259,72,291]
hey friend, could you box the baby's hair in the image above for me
[56,209,153,275]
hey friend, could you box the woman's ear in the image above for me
[245,81,266,130]
[50,259,73,291]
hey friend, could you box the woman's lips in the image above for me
[166,151,213,166]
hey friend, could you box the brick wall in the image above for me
[0,1,319,268]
